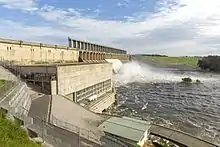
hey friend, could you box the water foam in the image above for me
[113,61,217,86]
[105,59,123,74]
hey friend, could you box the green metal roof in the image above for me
[99,116,151,142]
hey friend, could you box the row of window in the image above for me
[6,47,12,50]
[6,46,65,58]
[76,79,111,102]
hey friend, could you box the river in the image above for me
[113,60,220,145]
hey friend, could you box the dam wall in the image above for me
[0,38,79,64]
[78,51,130,62]
[68,37,126,54]
[0,38,130,64]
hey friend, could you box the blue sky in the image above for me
[0,0,220,56]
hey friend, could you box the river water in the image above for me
[113,61,220,145]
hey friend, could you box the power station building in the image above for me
[0,37,130,113]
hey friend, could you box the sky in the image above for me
[0,0,220,56]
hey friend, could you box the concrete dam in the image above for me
[0,37,218,147]
[0,37,135,146]
[0,37,130,113]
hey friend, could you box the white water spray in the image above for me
[112,61,217,86]
[105,59,123,74]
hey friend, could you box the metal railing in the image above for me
[50,114,101,144]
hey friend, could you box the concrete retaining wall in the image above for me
[9,83,31,114]
[56,63,112,96]
[0,81,33,125]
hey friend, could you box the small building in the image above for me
[98,116,151,147]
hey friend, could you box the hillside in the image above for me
[136,55,199,70]
[0,117,41,147]
[0,80,5,88]
[0,81,40,147]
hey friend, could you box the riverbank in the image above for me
[0,80,5,88]
[135,55,199,71]
[0,79,40,147]
[143,56,198,67]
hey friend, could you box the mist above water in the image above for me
[113,61,217,86]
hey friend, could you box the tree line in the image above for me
[198,55,220,72]
[137,54,168,57]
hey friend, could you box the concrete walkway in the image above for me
[27,93,106,146]
[50,95,104,134]
[28,95,51,121]
[150,124,218,147]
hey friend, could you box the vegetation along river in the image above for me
[113,60,220,145]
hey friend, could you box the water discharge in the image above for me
[105,59,123,74]
[110,60,220,145]
[113,61,218,86]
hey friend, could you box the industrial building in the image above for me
[0,37,130,113]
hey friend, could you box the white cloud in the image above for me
[117,0,131,8]
[0,0,37,11]
[1,0,220,56]
[38,5,70,21]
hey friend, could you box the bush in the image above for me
[198,55,220,72]
[181,77,192,83]
[195,79,201,83]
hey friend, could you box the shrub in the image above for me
[195,79,201,83]
[181,77,192,83]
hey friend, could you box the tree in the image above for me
[197,56,220,72]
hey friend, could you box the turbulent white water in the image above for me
[113,61,218,86]
[112,60,220,145]
[105,59,123,74]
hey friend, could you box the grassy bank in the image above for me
[0,116,40,147]
[143,56,198,67]
[0,80,5,88]
[0,80,40,147]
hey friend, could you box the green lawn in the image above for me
[0,117,41,147]
[144,56,199,67]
